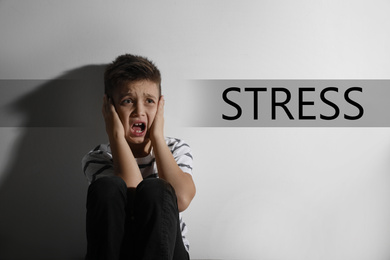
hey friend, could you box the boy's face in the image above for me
[111,80,160,148]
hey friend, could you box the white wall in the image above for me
[1,1,390,259]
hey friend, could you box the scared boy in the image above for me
[82,54,196,260]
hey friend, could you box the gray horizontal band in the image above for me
[182,80,390,127]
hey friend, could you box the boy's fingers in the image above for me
[158,95,165,111]
[102,95,107,115]
[103,95,114,111]
[102,95,116,119]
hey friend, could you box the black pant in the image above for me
[86,176,189,260]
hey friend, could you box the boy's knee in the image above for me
[137,178,174,193]
[87,176,127,203]
[136,178,176,204]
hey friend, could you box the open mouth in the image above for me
[131,122,146,135]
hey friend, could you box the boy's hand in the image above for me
[150,95,165,143]
[102,95,125,140]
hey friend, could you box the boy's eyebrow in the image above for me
[118,91,134,98]
[117,92,158,99]
[143,93,158,99]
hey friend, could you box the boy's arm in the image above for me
[150,96,196,212]
[102,95,143,188]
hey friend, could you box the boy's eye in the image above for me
[121,99,133,105]
[147,99,155,104]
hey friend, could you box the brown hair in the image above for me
[104,54,161,96]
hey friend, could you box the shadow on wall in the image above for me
[0,65,108,260]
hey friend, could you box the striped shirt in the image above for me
[81,137,193,251]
